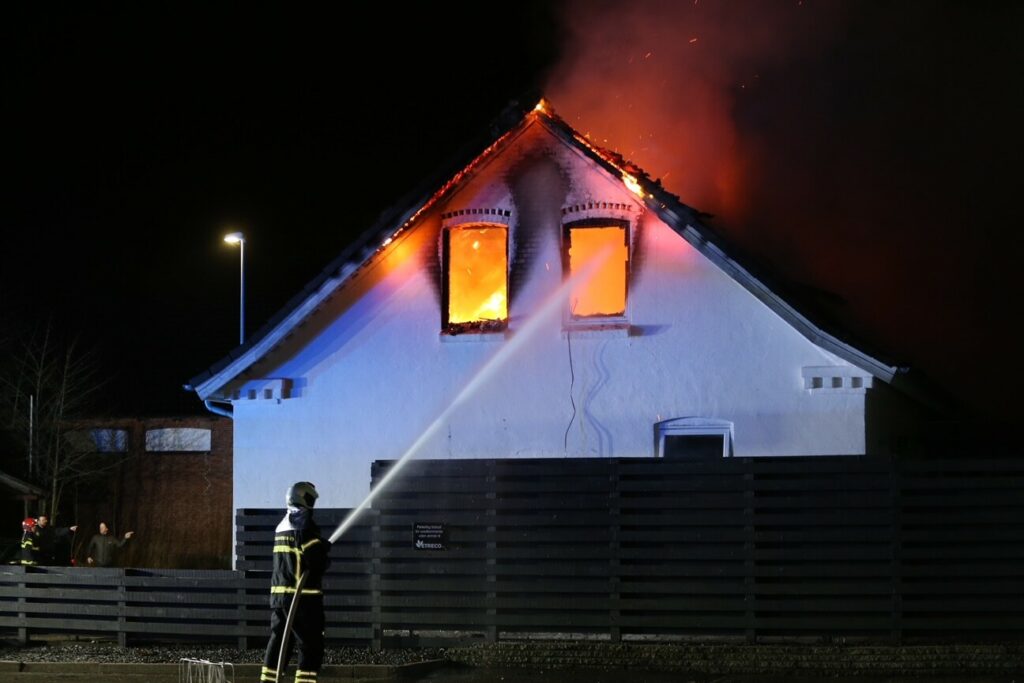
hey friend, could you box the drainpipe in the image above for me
[184,383,234,419]
[203,399,234,419]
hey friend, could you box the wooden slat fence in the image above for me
[1,456,1022,647]
[0,566,268,647]
[364,456,1024,644]
[235,508,375,644]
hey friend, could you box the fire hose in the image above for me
[275,571,309,681]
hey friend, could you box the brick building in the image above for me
[68,415,232,569]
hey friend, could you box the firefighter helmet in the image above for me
[287,481,319,509]
[22,517,36,533]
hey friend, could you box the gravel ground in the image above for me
[0,640,444,666]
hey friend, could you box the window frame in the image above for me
[655,418,734,458]
[144,427,213,454]
[441,222,510,335]
[64,428,129,454]
[561,218,631,326]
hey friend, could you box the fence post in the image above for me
[485,465,498,643]
[237,569,249,650]
[889,459,903,644]
[16,566,28,645]
[609,460,621,643]
[370,509,382,652]
[743,464,756,644]
[117,569,128,648]
[236,513,249,650]
[606,462,622,643]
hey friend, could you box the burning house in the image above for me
[188,100,925,514]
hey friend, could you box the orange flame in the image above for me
[622,173,645,199]
[568,226,628,317]
[448,227,508,325]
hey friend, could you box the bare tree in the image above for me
[0,320,119,521]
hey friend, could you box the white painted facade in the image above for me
[211,120,885,512]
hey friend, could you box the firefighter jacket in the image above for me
[270,507,331,608]
[20,530,40,566]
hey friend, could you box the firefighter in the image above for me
[19,517,40,566]
[261,481,331,683]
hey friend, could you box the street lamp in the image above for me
[223,232,246,344]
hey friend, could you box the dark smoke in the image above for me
[549,0,843,220]
[548,0,1023,423]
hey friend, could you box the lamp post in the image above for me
[224,232,246,344]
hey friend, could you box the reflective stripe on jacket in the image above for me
[20,532,39,566]
[269,509,330,608]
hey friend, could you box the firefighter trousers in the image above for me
[261,595,324,682]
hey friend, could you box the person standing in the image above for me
[260,482,331,683]
[19,518,40,566]
[86,522,134,567]
[35,515,77,565]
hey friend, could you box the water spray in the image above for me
[327,246,615,544]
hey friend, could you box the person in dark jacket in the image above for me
[86,522,134,567]
[35,515,77,565]
[19,518,40,565]
[261,482,331,683]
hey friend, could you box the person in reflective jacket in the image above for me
[19,518,39,565]
[261,481,331,683]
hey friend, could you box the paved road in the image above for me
[5,669,1021,683]
[416,669,1018,683]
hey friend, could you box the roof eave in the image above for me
[0,470,45,497]
[189,102,541,399]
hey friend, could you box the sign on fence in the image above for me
[412,523,447,550]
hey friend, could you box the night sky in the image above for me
[3,3,1022,423]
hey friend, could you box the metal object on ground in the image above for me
[179,657,234,683]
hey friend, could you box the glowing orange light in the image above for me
[448,227,507,325]
[622,173,644,198]
[569,226,628,317]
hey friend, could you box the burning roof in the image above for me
[188,97,905,402]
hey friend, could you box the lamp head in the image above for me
[223,232,245,245]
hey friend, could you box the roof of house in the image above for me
[0,469,44,498]
[187,97,911,403]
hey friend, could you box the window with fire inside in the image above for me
[440,217,630,334]
[442,224,509,334]
[563,218,629,325]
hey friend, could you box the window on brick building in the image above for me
[65,428,129,453]
[145,428,212,452]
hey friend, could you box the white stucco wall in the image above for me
[229,122,872,512]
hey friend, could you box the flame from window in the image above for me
[568,226,628,317]
[448,227,508,325]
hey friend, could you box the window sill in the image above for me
[440,330,509,344]
[561,321,630,339]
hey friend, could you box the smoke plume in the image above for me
[546,0,1022,422]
